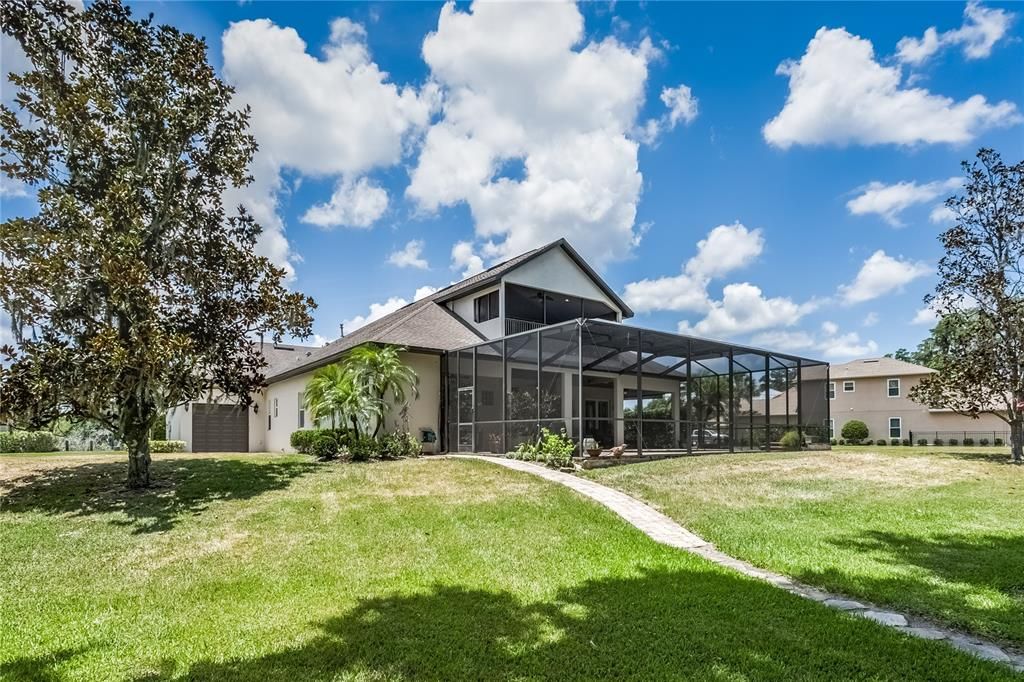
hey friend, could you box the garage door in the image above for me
[192,403,249,452]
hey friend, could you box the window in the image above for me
[827,418,835,438]
[889,417,902,439]
[297,392,305,428]
[267,414,271,430]
[843,380,855,393]
[273,397,279,418]
[887,378,900,397]
[828,382,836,400]
[474,290,499,323]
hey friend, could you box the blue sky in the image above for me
[2,1,1022,360]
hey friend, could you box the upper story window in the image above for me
[887,378,900,397]
[474,290,499,323]
[828,382,836,400]
[843,380,855,393]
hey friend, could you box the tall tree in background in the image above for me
[909,149,1023,463]
[0,0,315,486]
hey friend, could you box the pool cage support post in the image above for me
[728,350,736,454]
[685,339,693,456]
[577,320,584,457]
[796,359,803,449]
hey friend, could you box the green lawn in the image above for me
[0,452,1017,680]
[585,445,1024,649]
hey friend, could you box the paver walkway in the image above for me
[450,454,1024,672]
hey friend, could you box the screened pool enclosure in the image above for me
[443,319,830,456]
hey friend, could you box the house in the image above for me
[168,239,830,455]
[828,357,1009,443]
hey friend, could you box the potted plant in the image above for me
[583,437,602,458]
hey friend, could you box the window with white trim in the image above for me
[828,382,836,400]
[273,397,279,418]
[889,417,902,439]
[887,378,900,397]
[473,290,499,323]
[297,392,305,428]
[843,380,855,393]
[827,418,835,438]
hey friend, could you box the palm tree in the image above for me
[305,363,347,429]
[304,363,380,438]
[346,344,419,437]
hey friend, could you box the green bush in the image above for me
[979,438,990,446]
[508,440,538,461]
[380,432,421,458]
[309,432,339,460]
[948,438,959,446]
[290,430,316,454]
[538,428,575,468]
[0,431,59,453]
[149,440,185,453]
[150,413,167,440]
[838,439,846,445]
[840,420,869,444]
[995,437,1004,446]
[348,435,378,462]
[829,438,837,446]
[779,430,802,450]
[933,438,944,446]
[876,439,888,446]
[890,439,900,446]
[963,437,974,446]
[917,439,928,446]
[901,439,911,446]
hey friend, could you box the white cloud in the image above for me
[407,1,666,269]
[623,222,763,313]
[763,27,1020,148]
[678,283,818,337]
[897,1,1014,66]
[301,177,388,229]
[0,177,29,198]
[838,250,932,304]
[752,325,879,360]
[929,203,956,224]
[846,177,961,227]
[451,240,485,278]
[662,84,699,127]
[862,312,879,327]
[821,320,839,336]
[413,285,438,301]
[912,305,938,325]
[387,240,429,269]
[342,296,409,333]
[222,17,436,271]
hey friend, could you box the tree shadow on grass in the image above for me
[139,567,1012,682]
[807,530,1024,643]
[927,449,1018,465]
[0,648,86,682]
[0,456,318,534]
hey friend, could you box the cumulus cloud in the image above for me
[221,16,436,271]
[342,296,409,333]
[763,27,1020,148]
[929,204,957,225]
[911,305,939,325]
[638,83,700,143]
[838,250,932,304]
[387,240,429,269]
[752,322,879,360]
[301,177,389,229]
[846,177,961,227]
[407,1,668,269]
[678,283,819,337]
[623,222,763,312]
[897,1,1014,66]
[451,240,485,278]
[414,285,438,301]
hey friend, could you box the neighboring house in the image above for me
[168,239,634,453]
[828,357,1009,442]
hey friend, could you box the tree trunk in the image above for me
[126,431,152,488]
[1011,418,1023,465]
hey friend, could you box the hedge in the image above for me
[149,440,186,453]
[0,431,59,453]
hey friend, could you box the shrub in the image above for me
[838,439,846,446]
[348,435,378,462]
[902,439,911,446]
[830,438,837,446]
[995,438,1004,446]
[980,438,990,446]
[933,438,944,446]
[876,439,888,446]
[840,420,869,444]
[148,439,185,453]
[538,428,575,468]
[0,431,59,453]
[309,432,339,460]
[780,430,802,450]
[948,438,959,446]
[509,439,538,461]
[963,437,974,446]
[917,439,928,446]
[290,430,316,454]
[890,439,900,446]
[380,432,420,458]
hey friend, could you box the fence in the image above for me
[907,430,1009,445]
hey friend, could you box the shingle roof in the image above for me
[830,357,935,379]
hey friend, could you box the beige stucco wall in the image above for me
[450,284,502,339]
[830,374,1008,440]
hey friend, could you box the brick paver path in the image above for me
[450,454,1024,671]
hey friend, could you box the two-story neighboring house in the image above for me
[168,238,830,455]
[828,357,1009,443]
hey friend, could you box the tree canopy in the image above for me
[908,149,1023,463]
[0,0,315,486]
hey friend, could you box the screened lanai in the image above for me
[443,319,830,457]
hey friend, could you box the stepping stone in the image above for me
[904,627,948,640]
[861,610,908,627]
[948,636,1011,663]
[824,598,867,611]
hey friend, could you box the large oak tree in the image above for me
[0,0,315,486]
[909,149,1024,463]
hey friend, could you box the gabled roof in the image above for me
[830,357,935,380]
[261,238,630,384]
[430,238,634,319]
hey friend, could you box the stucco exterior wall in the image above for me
[166,404,192,449]
[830,374,1008,440]
[449,284,502,339]
[502,248,622,320]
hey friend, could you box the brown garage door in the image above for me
[192,403,249,452]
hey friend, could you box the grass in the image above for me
[585,445,1024,649]
[0,452,1018,680]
